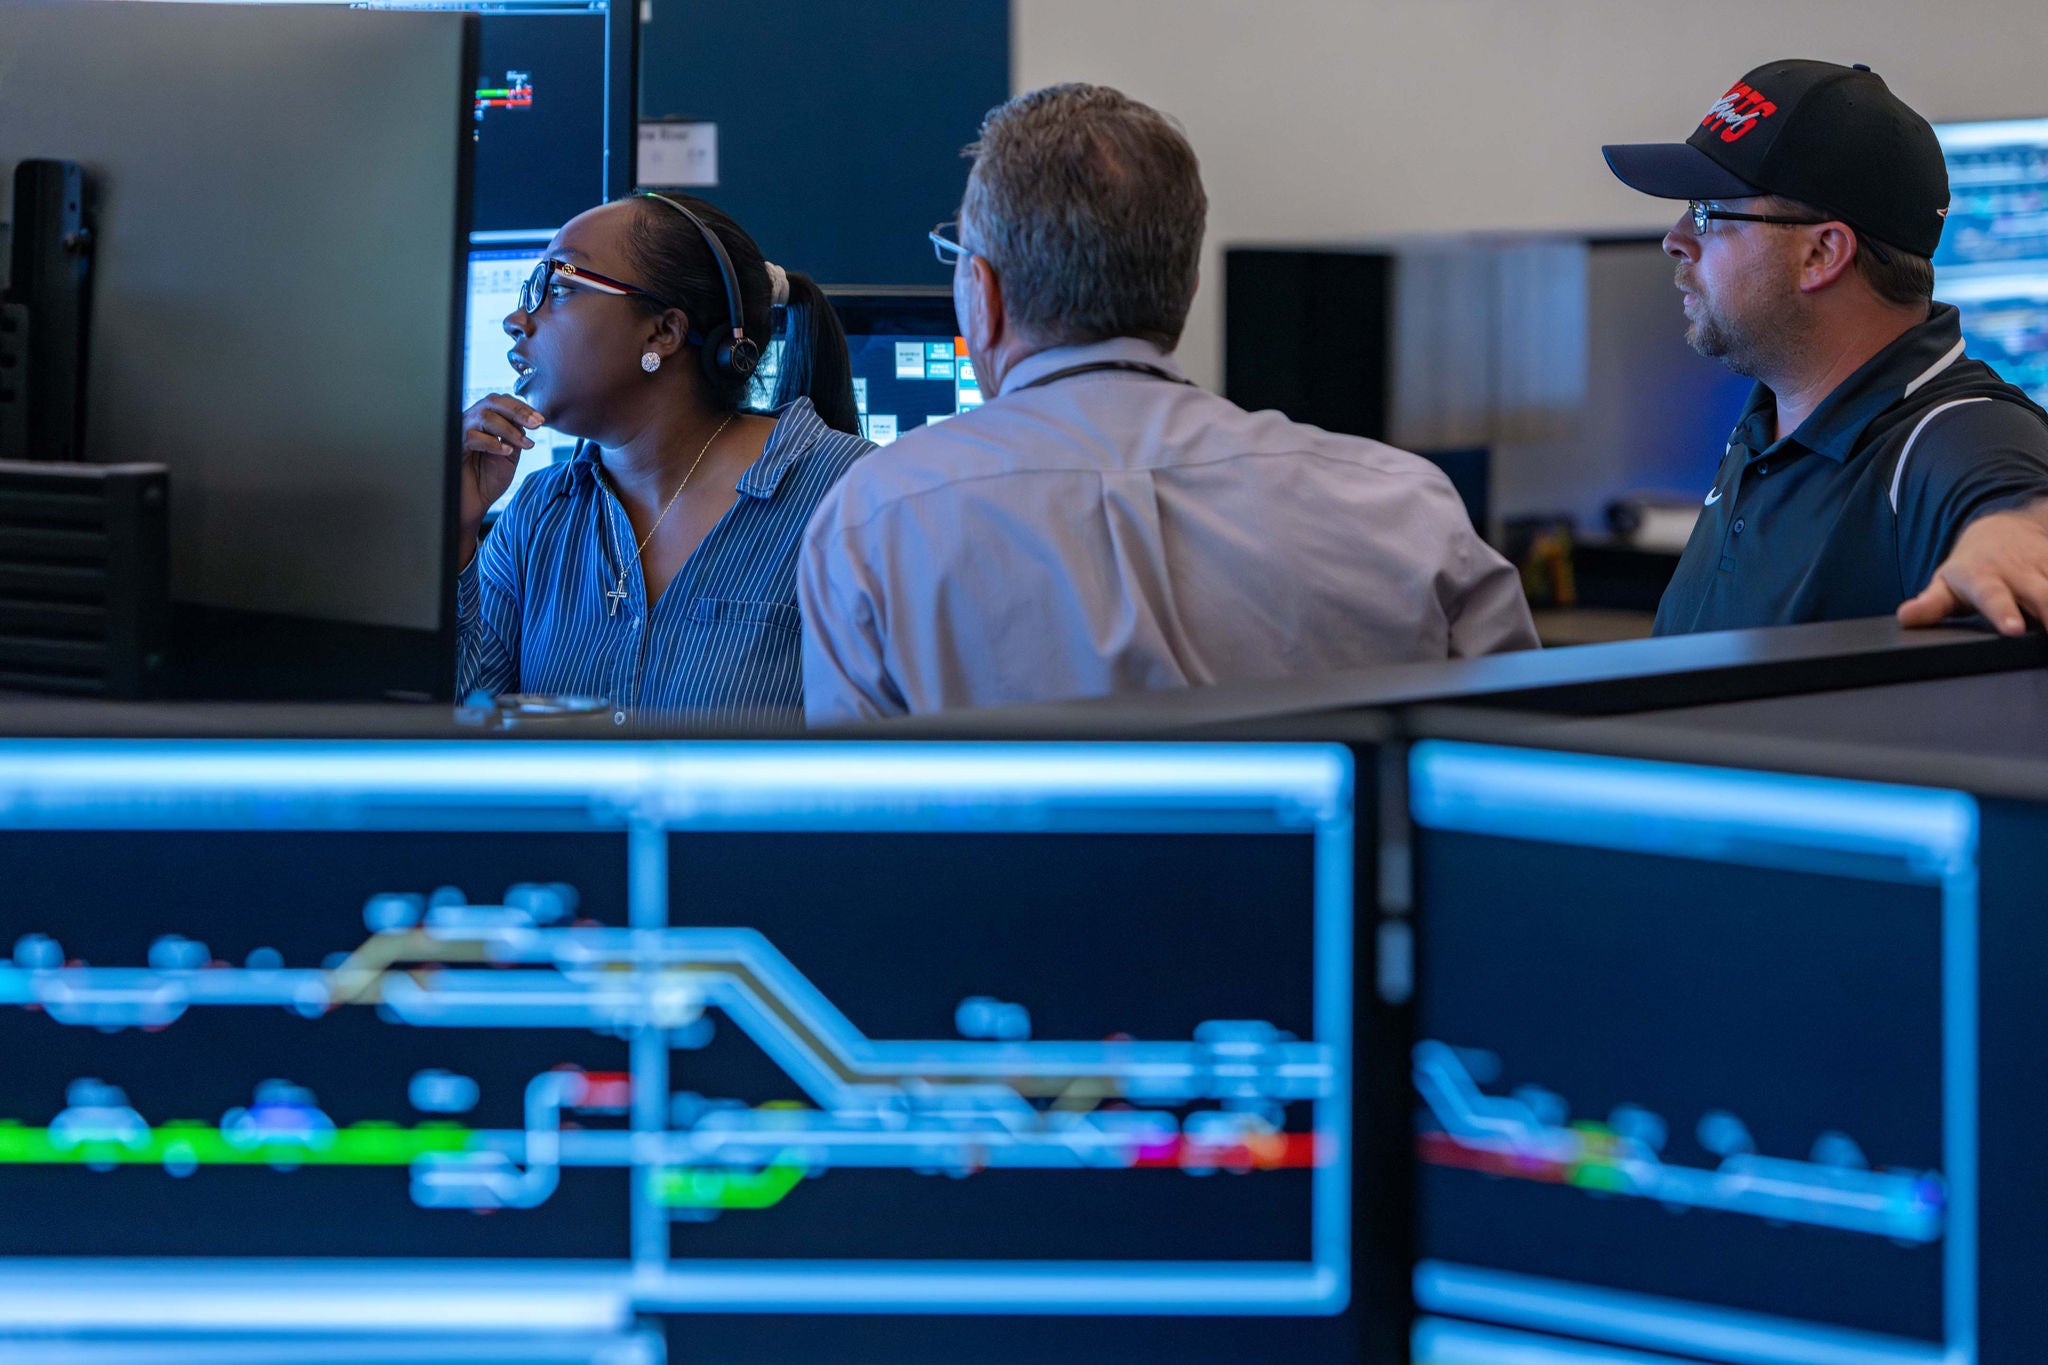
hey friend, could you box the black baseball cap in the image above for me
[1603,59,1949,259]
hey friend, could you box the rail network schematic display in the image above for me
[386,0,622,236]
[1935,119,2048,405]
[1408,742,1977,1365]
[0,740,1361,1364]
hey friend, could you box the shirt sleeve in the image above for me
[1895,398,2048,597]
[1443,525,1541,657]
[456,516,521,700]
[798,488,909,726]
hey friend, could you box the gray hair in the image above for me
[961,83,1207,350]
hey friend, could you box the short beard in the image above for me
[1686,306,1762,375]
[1683,269,1810,381]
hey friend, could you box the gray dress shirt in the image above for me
[799,337,1537,724]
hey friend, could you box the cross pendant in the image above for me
[606,583,629,617]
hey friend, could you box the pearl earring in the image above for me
[641,352,662,373]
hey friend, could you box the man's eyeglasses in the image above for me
[929,221,976,266]
[520,258,677,315]
[1687,200,1892,264]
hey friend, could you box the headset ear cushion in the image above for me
[727,337,761,380]
[701,334,761,386]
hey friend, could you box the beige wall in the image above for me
[1011,0,2048,390]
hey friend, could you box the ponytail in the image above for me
[620,192,859,434]
[770,270,860,436]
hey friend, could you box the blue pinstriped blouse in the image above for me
[457,398,871,726]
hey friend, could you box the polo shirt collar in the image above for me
[1767,303,1968,462]
[559,396,825,502]
[996,336,1186,396]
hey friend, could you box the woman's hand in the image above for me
[458,394,546,566]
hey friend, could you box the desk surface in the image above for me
[0,617,2032,743]
[1569,667,2048,762]
[871,616,2047,738]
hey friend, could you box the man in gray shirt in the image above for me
[798,83,1536,725]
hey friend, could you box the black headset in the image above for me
[639,191,761,385]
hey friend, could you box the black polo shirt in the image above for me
[1654,303,2048,635]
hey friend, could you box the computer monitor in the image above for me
[0,0,476,698]
[743,287,981,447]
[108,0,634,518]
[428,0,636,511]
[1934,118,2048,405]
[1407,739,1973,1365]
[450,0,634,241]
[466,243,585,508]
[830,289,984,445]
[0,737,1398,1363]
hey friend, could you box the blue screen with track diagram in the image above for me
[0,740,1369,1364]
[1409,742,1977,1365]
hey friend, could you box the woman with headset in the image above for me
[457,192,870,727]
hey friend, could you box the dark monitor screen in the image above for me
[453,0,627,238]
[1409,740,1974,1365]
[418,0,634,514]
[0,739,1381,1363]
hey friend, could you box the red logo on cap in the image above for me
[1700,82,1779,143]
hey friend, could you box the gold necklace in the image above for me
[606,411,735,617]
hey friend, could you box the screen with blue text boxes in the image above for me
[1935,119,2048,405]
[753,290,984,445]
[1409,742,1975,1365]
[0,739,1373,1363]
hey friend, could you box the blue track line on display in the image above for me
[0,739,1356,1325]
[1409,742,1978,1365]
[1415,1265,1949,1365]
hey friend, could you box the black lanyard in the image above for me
[1010,360,1195,393]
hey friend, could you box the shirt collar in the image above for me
[995,336,1186,396]
[1767,302,1968,462]
[559,395,826,502]
[735,396,824,499]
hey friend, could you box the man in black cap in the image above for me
[1605,59,2048,637]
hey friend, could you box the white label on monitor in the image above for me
[867,414,899,444]
[894,344,924,381]
[638,120,717,188]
